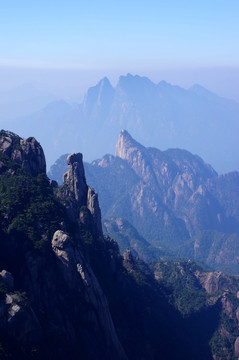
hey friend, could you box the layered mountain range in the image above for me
[0,68,238,360]
[3,74,239,173]
[2,130,239,359]
[49,130,239,273]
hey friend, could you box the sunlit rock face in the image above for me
[0,130,46,176]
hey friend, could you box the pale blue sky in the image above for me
[0,0,239,101]
[1,0,239,69]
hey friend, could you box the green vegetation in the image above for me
[152,261,208,316]
[1,130,239,359]
[103,217,167,262]
[0,170,64,251]
[151,259,239,358]
[0,129,21,143]
[210,306,239,360]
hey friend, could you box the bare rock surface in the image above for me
[0,130,46,175]
[52,230,127,359]
[59,152,103,237]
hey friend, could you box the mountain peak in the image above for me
[115,130,133,159]
[119,128,131,138]
[82,76,114,111]
[117,74,155,90]
[98,76,112,88]
[59,152,103,236]
[115,130,145,161]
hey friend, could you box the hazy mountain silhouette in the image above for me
[3,74,239,172]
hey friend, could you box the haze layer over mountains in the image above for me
[2,74,239,174]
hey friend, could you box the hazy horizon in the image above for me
[1,66,239,104]
[1,1,239,173]
[1,1,239,102]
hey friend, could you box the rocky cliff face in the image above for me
[0,130,46,176]
[0,130,125,359]
[152,260,239,359]
[51,229,125,358]
[207,171,239,224]
[2,130,239,359]
[84,130,239,272]
[58,152,103,237]
[48,130,239,273]
[95,131,237,238]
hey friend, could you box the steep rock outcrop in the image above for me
[0,131,126,359]
[0,130,46,176]
[52,230,126,359]
[87,187,103,237]
[115,131,220,236]
[197,271,223,294]
[82,77,115,120]
[59,152,103,236]
[20,137,46,176]
[63,153,88,205]
[78,130,239,271]
[3,130,239,359]
[116,130,158,187]
[48,130,239,272]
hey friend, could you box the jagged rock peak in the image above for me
[82,76,115,111]
[115,129,143,160]
[67,153,83,166]
[87,187,103,237]
[115,130,155,183]
[117,73,154,89]
[94,77,114,96]
[61,153,103,238]
[63,152,88,204]
[98,76,113,88]
[0,129,46,176]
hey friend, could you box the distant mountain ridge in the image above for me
[3,74,239,172]
[49,130,239,273]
